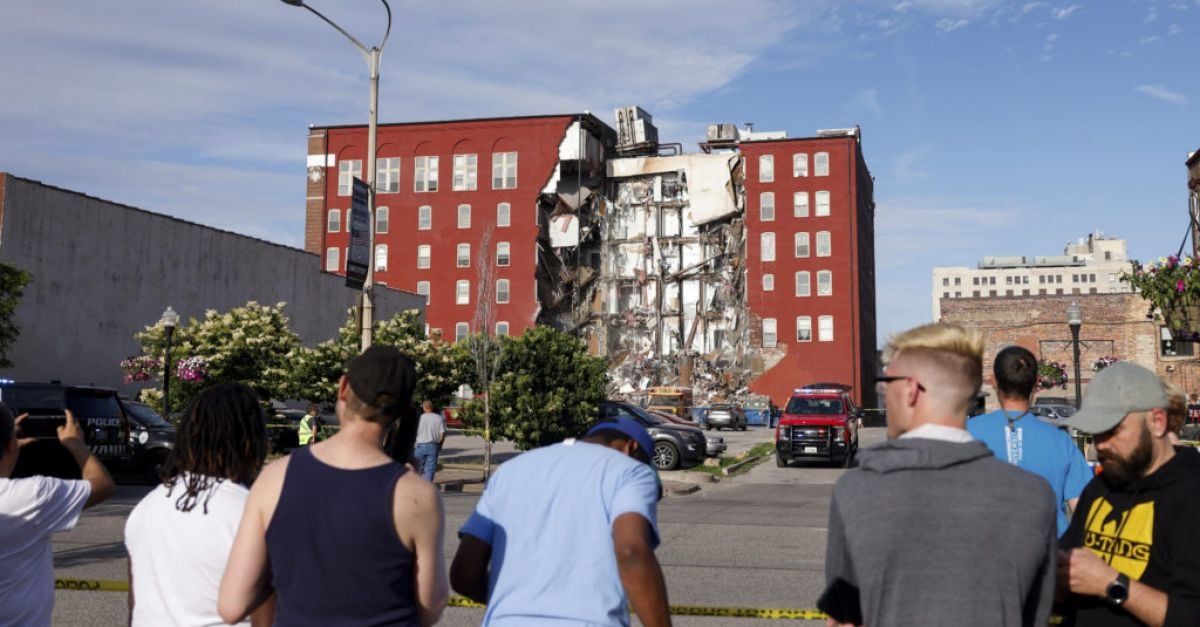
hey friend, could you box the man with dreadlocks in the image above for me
[124,381,272,626]
[220,345,448,626]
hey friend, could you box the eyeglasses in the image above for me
[874,375,927,393]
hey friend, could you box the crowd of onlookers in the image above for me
[1,327,1199,626]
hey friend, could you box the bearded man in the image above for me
[1057,362,1200,626]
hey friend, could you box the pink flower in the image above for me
[1178,280,1186,293]
[1168,255,1179,268]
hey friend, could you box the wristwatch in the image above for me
[1105,573,1130,606]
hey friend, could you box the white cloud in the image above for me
[875,202,1018,257]
[1139,35,1163,45]
[1020,2,1044,15]
[1052,4,1082,19]
[935,18,971,31]
[1134,84,1188,105]
[1169,23,1183,34]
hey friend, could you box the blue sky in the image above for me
[1,0,1196,343]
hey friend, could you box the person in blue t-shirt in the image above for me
[450,416,671,627]
[967,345,1091,536]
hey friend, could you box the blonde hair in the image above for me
[1164,382,1185,435]
[884,323,984,408]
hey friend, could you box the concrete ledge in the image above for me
[662,482,700,496]
[659,469,719,484]
[722,453,770,476]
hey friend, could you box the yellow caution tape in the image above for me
[55,578,129,592]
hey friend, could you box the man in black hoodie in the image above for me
[1058,361,1200,626]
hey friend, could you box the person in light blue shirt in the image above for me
[450,416,670,627]
[967,345,1091,536]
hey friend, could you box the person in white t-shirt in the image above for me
[0,404,115,627]
[124,382,273,627]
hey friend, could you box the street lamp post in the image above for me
[1067,302,1083,408]
[159,306,179,417]
[281,0,391,351]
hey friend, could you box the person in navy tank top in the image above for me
[220,346,448,626]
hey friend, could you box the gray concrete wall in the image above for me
[0,174,424,394]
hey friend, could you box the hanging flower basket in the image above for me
[1037,359,1069,390]
[119,356,162,384]
[1124,256,1200,341]
[1092,355,1120,372]
[175,356,209,382]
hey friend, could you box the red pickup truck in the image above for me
[775,384,861,468]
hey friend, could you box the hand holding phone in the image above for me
[57,409,88,456]
[13,413,37,448]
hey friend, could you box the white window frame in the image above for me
[457,243,471,268]
[416,281,430,304]
[762,273,775,292]
[794,192,809,218]
[492,152,518,189]
[324,247,340,272]
[375,206,389,234]
[795,232,810,258]
[376,157,400,193]
[418,205,431,230]
[453,154,478,191]
[374,244,388,272]
[795,271,811,297]
[818,315,834,342]
[763,318,778,348]
[761,232,776,262]
[816,231,832,257]
[456,280,470,305]
[497,202,511,228]
[793,153,808,177]
[760,192,775,222]
[414,156,439,192]
[497,242,510,266]
[496,279,510,304]
[758,155,774,183]
[815,152,830,176]
[455,322,469,342]
[338,159,361,196]
[817,270,833,296]
[458,204,471,229]
[815,191,830,217]
[797,316,813,342]
[417,245,431,269]
[495,321,509,337]
[327,209,341,233]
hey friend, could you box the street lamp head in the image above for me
[280,0,305,6]
[1066,302,1082,327]
[160,306,180,329]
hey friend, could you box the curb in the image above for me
[663,482,700,496]
[722,453,770,476]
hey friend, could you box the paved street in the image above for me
[52,426,888,625]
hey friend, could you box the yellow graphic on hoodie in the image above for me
[1081,498,1154,579]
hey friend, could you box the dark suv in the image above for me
[0,381,133,479]
[597,400,707,471]
[122,400,177,484]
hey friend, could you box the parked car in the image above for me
[0,381,133,480]
[775,384,860,468]
[597,400,707,471]
[266,409,306,453]
[1031,404,1076,431]
[647,408,725,457]
[122,400,177,484]
[705,404,747,431]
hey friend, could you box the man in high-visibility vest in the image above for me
[298,404,322,446]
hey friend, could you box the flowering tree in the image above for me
[0,262,31,368]
[1124,255,1200,340]
[1037,359,1069,390]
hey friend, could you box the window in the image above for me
[793,153,808,177]
[816,231,831,257]
[496,279,510,303]
[794,232,810,258]
[762,318,777,348]
[456,280,470,305]
[1109,273,1117,282]
[457,243,470,268]
[375,206,389,234]
[338,159,362,196]
[815,191,830,217]
[414,156,438,192]
[418,205,431,230]
[794,192,809,217]
[943,278,950,286]
[495,322,509,337]
[497,242,510,266]
[817,270,832,296]
[376,158,400,193]
[762,273,775,292]
[1006,276,1014,285]
[818,315,834,341]
[759,155,774,182]
[796,316,812,342]
[324,247,340,272]
[458,204,471,228]
[1162,327,1195,357]
[760,192,775,221]
[417,245,431,269]
[327,209,341,233]
[974,290,982,297]
[795,271,811,297]
[955,277,961,286]
[375,244,388,272]
[814,152,830,176]
[497,202,511,227]
[416,281,430,304]
[761,232,775,262]
[455,323,469,342]
[974,277,981,285]
[943,291,950,299]
[453,154,478,191]
[492,152,518,189]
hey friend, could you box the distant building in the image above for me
[931,232,1133,320]
[1188,148,1200,258]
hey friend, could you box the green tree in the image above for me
[460,326,608,450]
[0,262,31,368]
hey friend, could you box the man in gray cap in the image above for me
[1057,361,1200,626]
